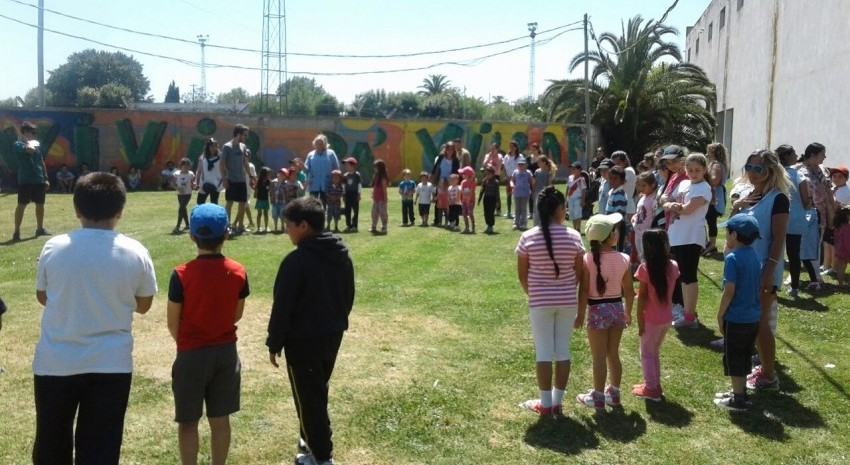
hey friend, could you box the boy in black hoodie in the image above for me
[267,197,355,465]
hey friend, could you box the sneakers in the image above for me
[632,384,663,402]
[576,389,605,410]
[787,287,799,298]
[709,338,725,349]
[714,393,750,412]
[297,438,310,455]
[673,312,699,328]
[172,227,181,234]
[806,281,822,292]
[746,369,780,391]
[519,399,553,417]
[12,231,21,242]
[604,386,621,407]
[35,228,50,237]
[671,303,685,321]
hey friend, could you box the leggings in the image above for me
[177,194,191,227]
[705,207,720,237]
[786,234,819,288]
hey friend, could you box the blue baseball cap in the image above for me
[190,204,229,239]
[719,213,760,240]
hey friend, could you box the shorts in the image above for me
[255,199,269,211]
[18,183,47,205]
[671,243,703,284]
[326,204,341,220]
[172,343,241,423]
[418,203,431,216]
[587,301,627,330]
[461,202,474,217]
[529,306,578,361]
[568,197,583,219]
[722,321,759,377]
[224,182,248,203]
[272,202,285,221]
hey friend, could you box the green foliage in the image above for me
[75,86,99,107]
[275,76,338,116]
[350,90,423,119]
[544,15,716,156]
[46,49,150,106]
[420,92,459,119]
[485,102,515,122]
[417,74,452,96]
[97,83,132,107]
[164,81,180,103]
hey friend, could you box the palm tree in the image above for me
[417,74,452,97]
[544,15,716,156]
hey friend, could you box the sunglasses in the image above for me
[744,164,765,174]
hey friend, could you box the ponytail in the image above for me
[590,240,607,295]
[642,229,671,301]
[536,186,566,277]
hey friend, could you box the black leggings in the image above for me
[786,234,819,289]
[705,207,720,237]
[672,243,703,284]
[177,194,191,228]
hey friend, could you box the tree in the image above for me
[417,74,451,96]
[350,90,422,118]
[216,87,252,105]
[164,80,180,103]
[420,92,460,119]
[277,76,339,116]
[46,49,150,106]
[543,14,716,156]
[24,87,53,107]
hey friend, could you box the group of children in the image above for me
[31,171,352,465]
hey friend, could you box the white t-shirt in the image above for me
[567,175,586,200]
[198,155,224,192]
[623,167,637,214]
[34,229,158,376]
[835,185,850,206]
[667,180,712,247]
[416,182,435,204]
[503,155,523,179]
[174,171,195,195]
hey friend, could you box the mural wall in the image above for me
[0,109,587,186]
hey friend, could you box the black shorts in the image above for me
[224,182,248,203]
[18,183,47,205]
[722,321,759,377]
[172,343,241,422]
[418,203,431,216]
[671,243,703,284]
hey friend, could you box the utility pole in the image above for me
[527,22,538,101]
[583,14,591,167]
[37,0,44,107]
[197,35,209,102]
[190,84,197,103]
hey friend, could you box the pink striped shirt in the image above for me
[516,225,585,309]
[584,251,631,299]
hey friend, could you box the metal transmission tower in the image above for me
[197,34,209,102]
[527,22,538,101]
[261,0,287,114]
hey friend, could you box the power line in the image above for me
[0,11,580,76]
[4,0,582,59]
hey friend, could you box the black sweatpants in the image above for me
[786,234,819,289]
[344,194,359,229]
[402,200,415,225]
[33,373,132,465]
[483,196,498,227]
[284,332,344,463]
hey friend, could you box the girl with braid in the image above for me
[516,187,585,417]
[576,212,635,411]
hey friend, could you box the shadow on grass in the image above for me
[582,407,647,443]
[780,336,850,402]
[523,416,599,455]
[673,323,721,349]
[727,407,788,441]
[777,295,829,312]
[774,363,803,394]
[645,398,694,427]
[697,267,723,291]
[757,391,826,429]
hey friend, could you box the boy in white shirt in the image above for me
[831,166,850,206]
[414,171,435,226]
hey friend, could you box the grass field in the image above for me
[1,189,849,465]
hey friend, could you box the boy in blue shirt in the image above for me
[398,169,416,226]
[714,214,762,411]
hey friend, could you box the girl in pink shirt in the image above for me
[632,229,679,401]
[370,159,389,234]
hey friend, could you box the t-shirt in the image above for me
[198,155,223,192]
[246,163,257,195]
[483,153,503,174]
[634,261,680,325]
[662,171,687,228]
[305,149,340,193]
[835,185,850,207]
[598,179,610,214]
[372,178,387,201]
[567,175,586,200]
[56,170,75,182]
[174,171,195,195]
[515,224,585,309]
[222,141,247,182]
[169,255,249,353]
[327,183,344,205]
[632,192,657,236]
[399,179,416,199]
[416,182,434,204]
[34,229,158,375]
[14,139,46,184]
[271,178,286,204]
[722,246,762,324]
[667,180,712,247]
[283,180,302,203]
[344,171,362,196]
[533,169,551,195]
[447,185,461,205]
[623,167,637,214]
[480,177,500,199]
[256,178,271,202]
[584,251,630,299]
[607,186,628,215]
[503,155,523,179]
[460,179,476,204]
[511,170,533,198]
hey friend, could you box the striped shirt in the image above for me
[516,225,585,309]
[584,251,630,299]
[606,186,628,214]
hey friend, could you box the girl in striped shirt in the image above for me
[516,187,585,417]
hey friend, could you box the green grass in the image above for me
[1,189,849,464]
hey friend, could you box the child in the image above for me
[174,158,196,234]
[56,164,76,193]
[460,166,477,233]
[244,159,257,231]
[161,160,176,190]
[632,172,659,262]
[532,156,555,227]
[832,166,850,207]
[713,214,762,411]
[833,206,850,285]
[511,158,533,230]
[435,178,449,227]
[632,229,679,401]
[342,157,362,232]
[284,169,304,208]
[478,165,500,234]
[399,168,417,227]
[516,187,585,417]
[447,173,462,231]
[503,140,524,219]
[576,212,635,410]
[606,166,628,252]
[267,197,355,465]
[270,168,288,233]
[414,171,434,226]
[33,172,157,464]
[567,162,587,231]
[370,159,389,234]
[327,170,344,232]
[167,203,249,465]
[254,166,271,233]
[127,166,141,191]
[483,143,503,215]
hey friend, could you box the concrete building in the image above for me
[685,0,850,172]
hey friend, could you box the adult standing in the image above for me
[798,143,834,281]
[703,143,729,256]
[430,142,460,184]
[527,143,544,217]
[777,145,819,296]
[220,124,254,235]
[502,141,524,219]
[305,134,341,208]
[12,121,49,242]
[455,138,472,168]
[590,147,606,176]
[728,150,791,391]
[195,138,225,205]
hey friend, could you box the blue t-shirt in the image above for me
[305,149,340,193]
[512,170,533,198]
[722,246,762,323]
[399,179,416,198]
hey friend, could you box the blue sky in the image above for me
[0,0,710,104]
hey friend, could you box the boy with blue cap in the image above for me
[714,213,761,411]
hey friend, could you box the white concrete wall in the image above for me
[686,0,850,174]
